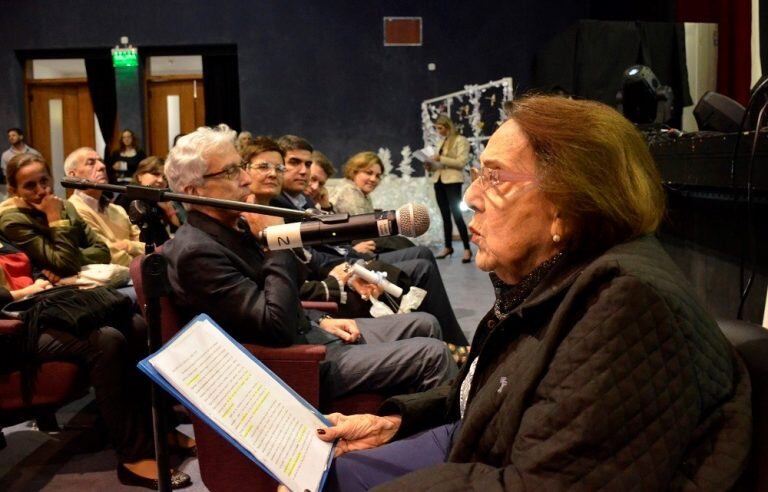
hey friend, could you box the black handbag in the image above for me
[1,285,133,401]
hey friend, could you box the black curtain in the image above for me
[84,53,117,156]
[532,20,691,128]
[202,51,241,131]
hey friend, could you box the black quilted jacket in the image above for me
[376,236,751,491]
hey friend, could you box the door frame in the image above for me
[144,73,205,156]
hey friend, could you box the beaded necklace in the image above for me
[490,251,567,320]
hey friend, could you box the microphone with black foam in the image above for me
[257,203,430,251]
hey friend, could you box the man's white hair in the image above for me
[63,147,96,174]
[164,124,237,194]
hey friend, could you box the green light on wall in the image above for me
[112,48,138,68]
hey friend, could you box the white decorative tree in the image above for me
[397,145,414,180]
[377,147,393,175]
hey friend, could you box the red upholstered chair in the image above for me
[130,255,384,492]
[0,319,89,449]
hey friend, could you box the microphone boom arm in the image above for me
[61,178,313,220]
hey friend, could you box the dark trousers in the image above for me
[36,325,155,462]
[393,258,469,346]
[433,181,470,249]
[326,421,460,491]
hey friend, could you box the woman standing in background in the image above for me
[427,115,472,263]
[107,130,146,184]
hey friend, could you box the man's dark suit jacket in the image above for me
[162,210,310,346]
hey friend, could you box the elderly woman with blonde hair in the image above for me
[314,95,751,491]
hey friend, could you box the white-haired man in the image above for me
[162,125,456,399]
[65,147,145,266]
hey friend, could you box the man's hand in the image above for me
[242,212,284,235]
[328,262,352,285]
[32,195,64,223]
[316,413,402,457]
[318,318,360,343]
[348,276,383,300]
[352,240,376,254]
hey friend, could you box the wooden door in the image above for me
[146,76,205,157]
[27,80,95,167]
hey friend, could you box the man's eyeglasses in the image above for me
[469,167,536,189]
[202,163,246,180]
[246,162,286,174]
[285,157,312,168]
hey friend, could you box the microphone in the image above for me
[349,260,403,298]
[257,203,430,250]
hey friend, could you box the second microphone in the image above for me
[257,203,430,251]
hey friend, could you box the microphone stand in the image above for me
[60,178,314,492]
[61,178,315,219]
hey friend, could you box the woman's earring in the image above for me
[552,234,561,243]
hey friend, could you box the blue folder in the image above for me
[137,313,335,492]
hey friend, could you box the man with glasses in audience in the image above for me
[162,125,457,400]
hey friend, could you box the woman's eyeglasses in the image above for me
[246,162,286,174]
[469,167,535,189]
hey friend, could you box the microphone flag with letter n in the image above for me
[257,203,430,250]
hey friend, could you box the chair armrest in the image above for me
[242,343,326,408]
[243,343,327,362]
[300,301,338,313]
[0,318,24,335]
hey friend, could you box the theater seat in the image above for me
[718,318,768,491]
[130,254,384,492]
[0,319,89,449]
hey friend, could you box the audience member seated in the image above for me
[162,125,457,400]
[306,150,336,213]
[235,130,253,152]
[0,154,110,280]
[272,136,413,256]
[65,148,145,266]
[0,232,193,489]
[330,151,381,216]
[316,95,752,491]
[269,134,317,213]
[115,155,186,241]
[333,151,414,254]
[242,136,470,351]
[106,129,147,184]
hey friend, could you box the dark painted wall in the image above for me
[0,0,590,169]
